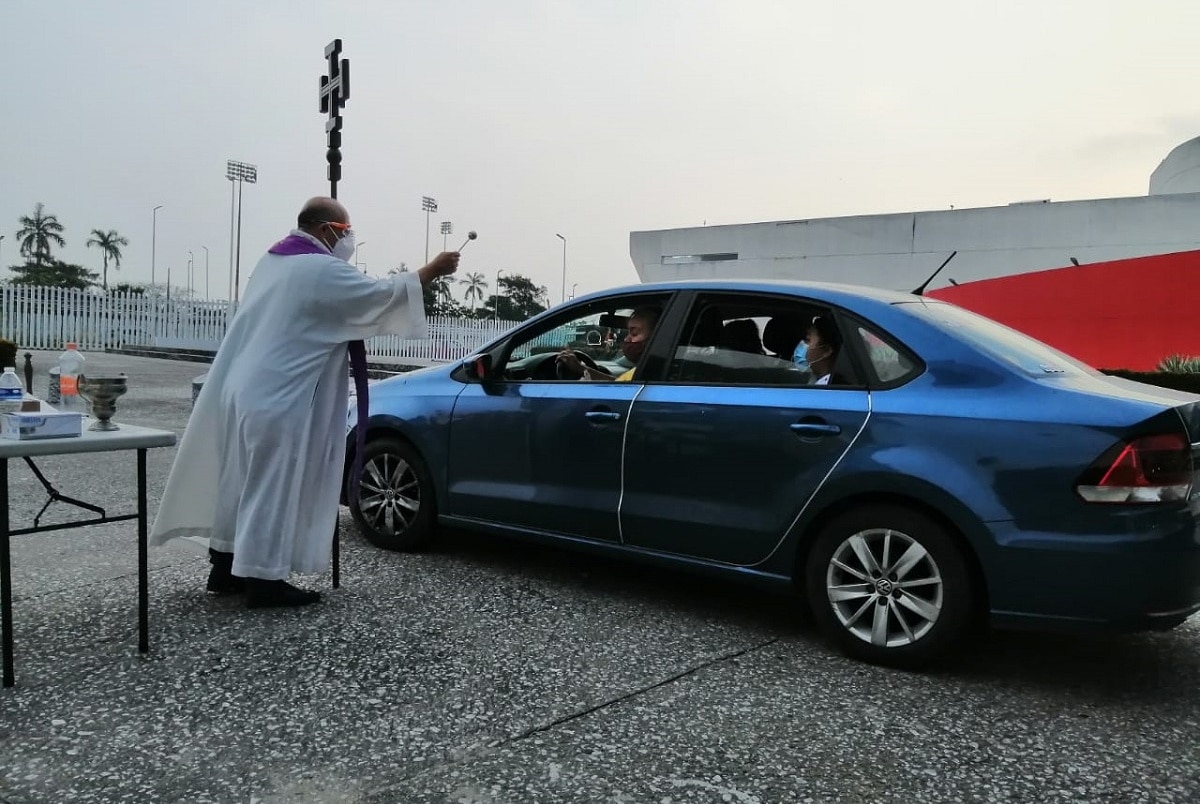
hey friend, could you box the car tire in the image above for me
[347,437,438,552]
[805,504,973,669]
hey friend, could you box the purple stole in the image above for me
[267,234,370,499]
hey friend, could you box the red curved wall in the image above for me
[926,250,1200,371]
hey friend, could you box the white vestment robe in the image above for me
[150,233,427,578]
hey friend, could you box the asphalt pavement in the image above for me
[1,350,1198,803]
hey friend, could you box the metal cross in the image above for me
[319,39,350,198]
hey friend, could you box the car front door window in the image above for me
[501,297,669,382]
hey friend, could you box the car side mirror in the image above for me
[471,353,493,382]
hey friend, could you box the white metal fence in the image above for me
[0,286,521,363]
[368,316,523,363]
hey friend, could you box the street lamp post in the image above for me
[226,160,258,305]
[441,221,452,251]
[556,233,567,304]
[151,205,163,289]
[422,196,437,263]
[354,241,367,273]
[570,282,578,300]
[187,251,194,298]
[0,235,5,270]
[495,268,505,321]
[201,245,209,299]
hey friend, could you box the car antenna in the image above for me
[912,250,958,296]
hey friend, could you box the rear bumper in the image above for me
[980,506,1200,632]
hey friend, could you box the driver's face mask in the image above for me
[622,338,646,364]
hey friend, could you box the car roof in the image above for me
[586,278,925,307]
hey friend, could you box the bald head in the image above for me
[297,197,349,234]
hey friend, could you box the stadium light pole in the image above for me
[201,245,210,299]
[226,159,258,304]
[354,241,368,274]
[556,233,567,304]
[151,205,163,288]
[495,268,505,321]
[422,196,437,263]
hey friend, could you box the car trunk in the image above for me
[1100,374,1200,492]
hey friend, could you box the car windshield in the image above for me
[898,300,1095,376]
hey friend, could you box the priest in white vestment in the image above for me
[150,196,459,607]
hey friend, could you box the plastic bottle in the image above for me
[58,342,86,413]
[0,367,23,414]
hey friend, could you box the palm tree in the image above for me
[435,277,455,306]
[16,202,66,266]
[460,271,487,310]
[86,229,130,290]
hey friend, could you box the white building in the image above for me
[629,135,1200,293]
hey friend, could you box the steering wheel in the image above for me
[527,352,562,380]
[555,349,603,380]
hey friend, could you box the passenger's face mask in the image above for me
[793,340,829,372]
[792,341,810,371]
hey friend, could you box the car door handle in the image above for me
[585,410,622,423]
[790,422,841,437]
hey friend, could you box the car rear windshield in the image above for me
[897,300,1094,377]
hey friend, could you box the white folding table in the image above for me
[0,422,176,688]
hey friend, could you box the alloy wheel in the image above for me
[357,452,421,535]
[825,527,944,648]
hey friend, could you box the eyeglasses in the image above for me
[317,220,352,231]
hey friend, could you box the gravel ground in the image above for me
[1,351,1198,803]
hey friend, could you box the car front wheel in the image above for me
[347,437,437,551]
[805,504,974,668]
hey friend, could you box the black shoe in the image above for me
[206,549,245,596]
[244,579,321,609]
[206,567,246,595]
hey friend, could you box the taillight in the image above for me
[1077,432,1194,504]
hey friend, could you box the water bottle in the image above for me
[58,342,86,413]
[0,367,22,414]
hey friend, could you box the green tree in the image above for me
[422,276,467,317]
[479,273,547,320]
[435,277,456,307]
[9,259,98,289]
[86,229,129,290]
[16,202,66,266]
[459,271,488,310]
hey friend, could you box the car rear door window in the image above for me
[664,294,863,388]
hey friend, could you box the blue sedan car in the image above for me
[344,280,1200,667]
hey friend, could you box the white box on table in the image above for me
[0,410,84,440]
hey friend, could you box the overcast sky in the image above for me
[3,0,1198,303]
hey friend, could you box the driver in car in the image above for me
[556,307,660,381]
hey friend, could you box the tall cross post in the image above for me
[319,39,350,199]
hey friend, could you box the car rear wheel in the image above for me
[805,504,973,668]
[347,437,437,552]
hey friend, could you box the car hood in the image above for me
[347,361,459,413]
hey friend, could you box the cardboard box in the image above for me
[1,410,84,440]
